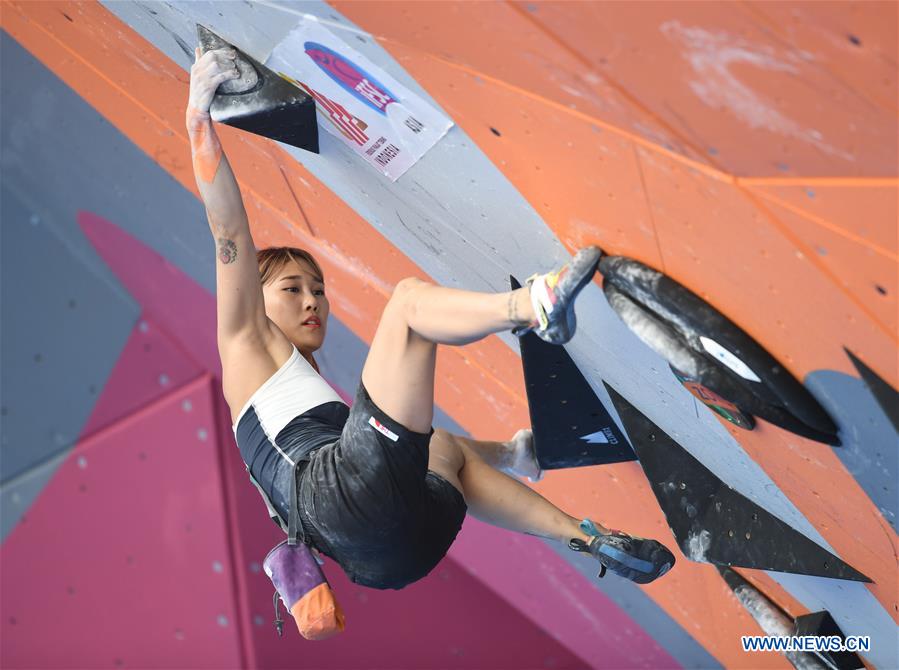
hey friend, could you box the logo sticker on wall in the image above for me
[268,18,453,180]
[304,42,399,115]
[579,428,619,445]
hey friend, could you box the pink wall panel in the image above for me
[82,315,205,436]
[1,371,243,669]
[448,517,681,669]
[78,211,222,377]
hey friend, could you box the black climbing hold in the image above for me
[844,347,899,434]
[599,256,840,442]
[604,282,838,445]
[490,127,501,137]
[511,275,636,469]
[794,610,866,669]
[847,34,862,46]
[197,25,319,153]
[605,382,871,582]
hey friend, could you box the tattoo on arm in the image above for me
[508,291,519,324]
[217,237,238,264]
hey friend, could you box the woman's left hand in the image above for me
[188,46,239,116]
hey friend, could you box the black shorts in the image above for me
[297,381,468,590]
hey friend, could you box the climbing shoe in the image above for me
[569,519,675,584]
[513,246,602,345]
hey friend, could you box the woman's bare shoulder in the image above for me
[221,319,295,425]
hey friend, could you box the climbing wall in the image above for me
[1,2,895,668]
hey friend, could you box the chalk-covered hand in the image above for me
[187,46,239,118]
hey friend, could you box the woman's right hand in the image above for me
[188,46,240,116]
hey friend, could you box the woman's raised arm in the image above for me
[187,46,269,348]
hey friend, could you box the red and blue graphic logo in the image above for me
[304,41,398,115]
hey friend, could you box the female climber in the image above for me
[187,46,674,590]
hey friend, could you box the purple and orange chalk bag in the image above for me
[264,540,345,640]
[248,454,346,640]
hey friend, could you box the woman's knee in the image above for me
[390,277,431,319]
[428,429,466,496]
[430,429,466,472]
[393,276,428,298]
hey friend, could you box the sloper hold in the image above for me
[604,383,871,582]
[844,347,899,434]
[511,276,636,469]
[197,25,319,153]
[599,256,839,440]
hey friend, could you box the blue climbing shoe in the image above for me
[569,519,675,584]
[513,246,602,345]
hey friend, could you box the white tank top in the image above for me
[231,345,346,435]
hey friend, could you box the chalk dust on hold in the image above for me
[685,528,712,562]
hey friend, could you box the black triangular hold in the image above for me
[844,347,899,434]
[604,382,871,582]
[197,25,319,153]
[511,275,636,469]
[794,610,865,669]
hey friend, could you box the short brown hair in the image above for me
[257,247,324,286]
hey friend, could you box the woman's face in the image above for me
[262,258,329,354]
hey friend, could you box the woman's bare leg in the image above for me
[431,429,604,545]
[360,276,606,547]
[450,432,509,469]
[432,428,541,480]
[451,428,541,481]
[360,278,536,435]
